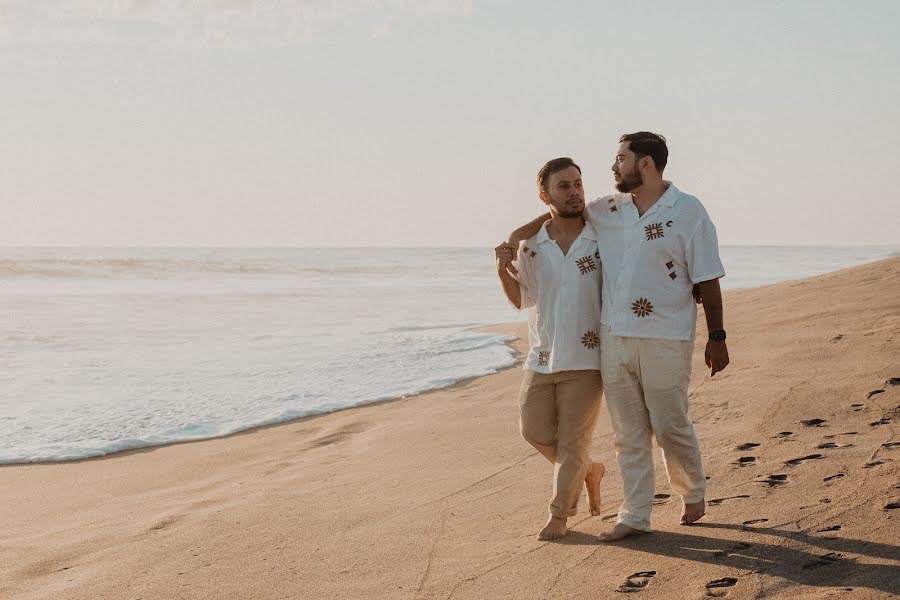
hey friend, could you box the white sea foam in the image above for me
[1,246,897,464]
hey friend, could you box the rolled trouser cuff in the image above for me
[682,492,706,504]
[549,505,578,518]
[616,515,652,533]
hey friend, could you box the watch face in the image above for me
[710,330,726,342]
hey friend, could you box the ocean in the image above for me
[2,246,898,464]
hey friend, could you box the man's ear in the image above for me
[640,155,657,174]
[539,190,551,206]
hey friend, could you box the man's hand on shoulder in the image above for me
[495,241,518,276]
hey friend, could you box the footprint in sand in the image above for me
[733,456,757,467]
[735,442,760,451]
[887,377,900,386]
[816,442,854,449]
[870,418,891,426]
[882,442,900,449]
[705,577,738,597]
[863,460,885,468]
[741,518,769,526]
[816,525,841,532]
[885,502,900,510]
[801,552,843,569]
[823,432,858,439]
[652,493,672,506]
[713,542,752,557]
[785,454,824,466]
[616,571,656,593]
[823,473,846,482]
[867,389,885,399]
[755,474,789,486]
[602,513,619,523]
[851,404,864,411]
[800,419,828,427]
[775,431,795,438]
[708,495,751,506]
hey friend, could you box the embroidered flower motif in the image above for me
[631,297,654,318]
[538,351,550,367]
[581,330,600,349]
[575,255,597,274]
[645,223,665,240]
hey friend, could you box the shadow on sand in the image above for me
[564,521,900,595]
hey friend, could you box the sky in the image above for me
[1,0,898,247]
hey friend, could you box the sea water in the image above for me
[1,246,897,463]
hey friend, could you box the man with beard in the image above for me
[504,133,729,542]
[495,157,606,541]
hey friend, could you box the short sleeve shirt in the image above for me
[515,221,603,373]
[584,182,725,341]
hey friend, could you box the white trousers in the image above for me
[600,326,705,532]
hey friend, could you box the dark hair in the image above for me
[619,132,668,173]
[537,157,581,193]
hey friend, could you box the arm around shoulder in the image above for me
[508,213,550,246]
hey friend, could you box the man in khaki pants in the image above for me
[507,133,730,542]
[495,157,605,541]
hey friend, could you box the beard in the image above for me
[615,164,643,193]
[556,208,583,218]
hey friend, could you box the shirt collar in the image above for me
[658,181,680,207]
[617,181,680,208]
[535,219,597,243]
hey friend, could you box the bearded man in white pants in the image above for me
[505,132,730,542]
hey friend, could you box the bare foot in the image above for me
[538,515,568,541]
[597,523,646,543]
[681,499,706,525]
[585,462,606,516]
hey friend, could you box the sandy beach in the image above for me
[2,258,899,599]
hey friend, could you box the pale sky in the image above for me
[1,0,898,247]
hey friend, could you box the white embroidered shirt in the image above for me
[515,221,603,373]
[584,182,725,341]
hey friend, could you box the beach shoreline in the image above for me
[2,258,899,599]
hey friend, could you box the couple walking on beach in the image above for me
[495,132,730,542]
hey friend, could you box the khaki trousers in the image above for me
[600,327,706,532]
[517,369,603,518]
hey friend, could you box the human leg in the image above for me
[517,370,558,464]
[638,338,706,524]
[599,329,655,535]
[549,370,603,519]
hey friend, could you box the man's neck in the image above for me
[546,215,584,240]
[631,179,668,216]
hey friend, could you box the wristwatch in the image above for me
[709,329,727,342]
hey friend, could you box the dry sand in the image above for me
[2,258,899,599]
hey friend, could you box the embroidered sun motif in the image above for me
[645,223,665,240]
[580,330,599,350]
[631,297,655,318]
[538,351,550,367]
[576,255,597,274]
